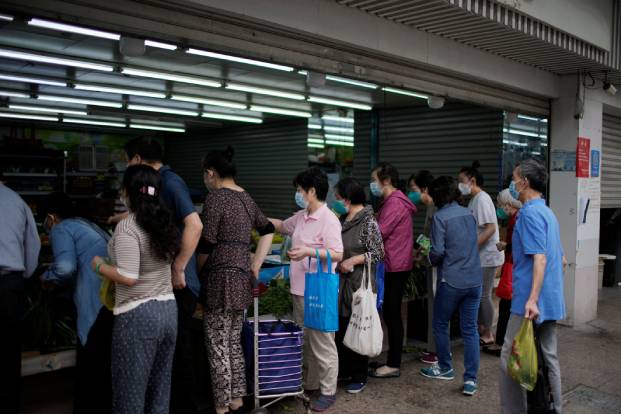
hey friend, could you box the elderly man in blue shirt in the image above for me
[500,158,566,414]
[0,174,41,413]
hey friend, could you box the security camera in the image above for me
[427,96,445,109]
[604,82,617,96]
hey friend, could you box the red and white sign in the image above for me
[576,137,591,178]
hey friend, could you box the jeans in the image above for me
[382,271,409,368]
[426,267,437,353]
[336,316,369,384]
[0,273,24,414]
[433,282,482,382]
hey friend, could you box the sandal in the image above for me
[369,365,401,378]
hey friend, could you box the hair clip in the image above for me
[139,186,157,196]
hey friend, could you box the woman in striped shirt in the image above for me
[92,164,180,414]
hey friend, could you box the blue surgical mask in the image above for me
[496,207,509,220]
[408,191,422,205]
[370,182,382,197]
[333,199,348,215]
[295,191,308,209]
[509,181,520,200]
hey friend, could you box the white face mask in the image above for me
[458,182,472,196]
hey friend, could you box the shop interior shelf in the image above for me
[18,191,53,196]
[5,173,59,178]
[21,349,76,377]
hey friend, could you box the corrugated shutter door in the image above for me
[602,113,621,208]
[165,119,307,218]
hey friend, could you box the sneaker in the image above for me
[311,394,336,412]
[420,365,455,380]
[463,381,478,396]
[346,382,366,394]
[420,352,438,364]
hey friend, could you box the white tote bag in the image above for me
[343,255,383,357]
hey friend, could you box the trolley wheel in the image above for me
[251,408,270,414]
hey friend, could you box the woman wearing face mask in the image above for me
[197,147,274,414]
[270,167,343,412]
[458,161,504,347]
[368,163,417,379]
[40,192,113,414]
[483,189,522,357]
[332,177,384,394]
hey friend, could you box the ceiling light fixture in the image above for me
[187,48,294,72]
[325,75,378,89]
[226,83,305,100]
[121,68,221,88]
[128,104,198,117]
[75,84,166,98]
[307,96,372,110]
[144,40,178,50]
[325,140,354,147]
[28,18,121,40]
[0,112,57,121]
[0,49,113,71]
[8,104,87,116]
[171,95,247,109]
[0,90,29,98]
[130,123,185,132]
[382,86,428,100]
[0,73,66,87]
[64,118,126,127]
[308,138,325,144]
[321,115,354,124]
[38,94,121,108]
[308,143,325,149]
[324,134,354,142]
[0,13,14,21]
[250,105,311,118]
[517,115,542,122]
[201,113,263,124]
[308,124,322,130]
[323,126,354,134]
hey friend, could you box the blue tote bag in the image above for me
[375,262,385,311]
[304,249,339,332]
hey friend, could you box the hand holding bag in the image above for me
[304,249,339,332]
[343,255,383,357]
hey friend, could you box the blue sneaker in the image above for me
[346,382,366,394]
[420,365,455,380]
[311,394,336,412]
[463,381,478,396]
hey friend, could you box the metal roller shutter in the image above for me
[602,113,621,208]
[165,119,307,218]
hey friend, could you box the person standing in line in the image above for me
[40,192,113,414]
[333,177,385,395]
[420,176,483,397]
[408,170,438,365]
[500,159,566,414]
[483,189,522,357]
[270,167,343,412]
[92,165,179,414]
[197,147,274,414]
[368,163,417,379]
[458,161,504,347]
[0,172,41,414]
[119,138,204,414]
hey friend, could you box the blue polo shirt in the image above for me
[159,165,200,297]
[511,198,566,323]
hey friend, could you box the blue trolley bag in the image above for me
[303,249,339,332]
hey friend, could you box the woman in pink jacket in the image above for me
[369,163,417,378]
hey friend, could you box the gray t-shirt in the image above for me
[468,191,504,267]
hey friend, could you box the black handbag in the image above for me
[527,322,555,413]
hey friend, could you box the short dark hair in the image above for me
[335,177,366,205]
[41,192,76,219]
[409,170,434,191]
[373,163,399,187]
[460,161,484,186]
[517,158,547,193]
[429,176,461,209]
[203,146,236,178]
[293,167,329,201]
[125,137,163,163]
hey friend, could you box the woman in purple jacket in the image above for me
[369,163,417,378]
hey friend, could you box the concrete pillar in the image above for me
[549,75,603,326]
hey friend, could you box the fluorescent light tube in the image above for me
[382,87,428,99]
[507,128,539,137]
[308,96,372,110]
[121,68,221,88]
[201,113,263,123]
[128,104,198,116]
[171,95,246,109]
[75,84,166,98]
[308,138,325,144]
[9,104,87,116]
[308,134,324,140]
[64,118,126,127]
[323,126,354,134]
[0,74,66,87]
[517,115,543,122]
[226,83,305,100]
[308,124,322,130]
[28,18,120,40]
[321,115,354,123]
[324,134,354,141]
[130,124,185,132]
[250,105,311,118]
[0,90,29,98]
[38,94,122,108]
[308,143,325,149]
[145,40,178,50]
[0,112,57,121]
[187,48,293,72]
[541,143,548,147]
[325,75,377,89]
[298,70,308,76]
[0,14,13,21]
[325,140,354,147]
[0,49,113,72]
[502,140,528,147]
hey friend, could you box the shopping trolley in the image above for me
[243,281,311,414]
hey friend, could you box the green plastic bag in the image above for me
[99,277,115,311]
[508,319,538,391]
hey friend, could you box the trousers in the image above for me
[478,266,499,330]
[335,315,369,384]
[382,271,409,368]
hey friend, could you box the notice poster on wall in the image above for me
[576,137,591,178]
[591,149,600,178]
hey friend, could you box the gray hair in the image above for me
[517,158,547,193]
[497,189,522,209]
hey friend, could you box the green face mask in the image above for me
[333,199,348,215]
[496,207,509,220]
[408,191,422,205]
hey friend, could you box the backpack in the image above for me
[527,322,555,413]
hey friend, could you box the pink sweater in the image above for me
[377,190,417,272]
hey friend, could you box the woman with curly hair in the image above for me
[92,164,180,414]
